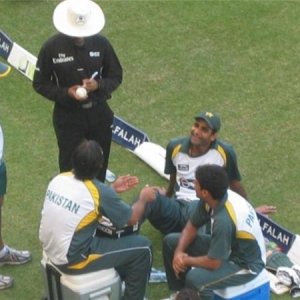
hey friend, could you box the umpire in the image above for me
[33,0,122,181]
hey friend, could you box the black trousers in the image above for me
[53,103,113,182]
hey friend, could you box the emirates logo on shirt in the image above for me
[52,53,74,64]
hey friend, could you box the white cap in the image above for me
[53,0,105,37]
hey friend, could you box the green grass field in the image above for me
[0,1,299,299]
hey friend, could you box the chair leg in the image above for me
[45,264,63,300]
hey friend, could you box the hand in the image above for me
[139,186,161,203]
[82,78,98,92]
[173,252,188,278]
[255,205,277,215]
[156,187,167,196]
[129,186,161,225]
[111,175,139,193]
[68,85,88,101]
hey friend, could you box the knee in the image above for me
[163,233,180,252]
[185,271,201,290]
[145,195,158,211]
[147,193,164,212]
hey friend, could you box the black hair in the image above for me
[195,164,229,200]
[71,140,104,180]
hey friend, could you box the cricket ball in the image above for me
[75,87,87,98]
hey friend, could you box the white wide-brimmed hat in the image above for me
[53,0,105,37]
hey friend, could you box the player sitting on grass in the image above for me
[141,111,276,235]
[0,62,32,290]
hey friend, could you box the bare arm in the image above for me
[173,221,222,277]
[254,204,277,215]
[184,254,222,270]
[229,179,247,199]
[174,221,198,254]
[166,172,176,197]
[128,186,158,225]
[172,221,197,276]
